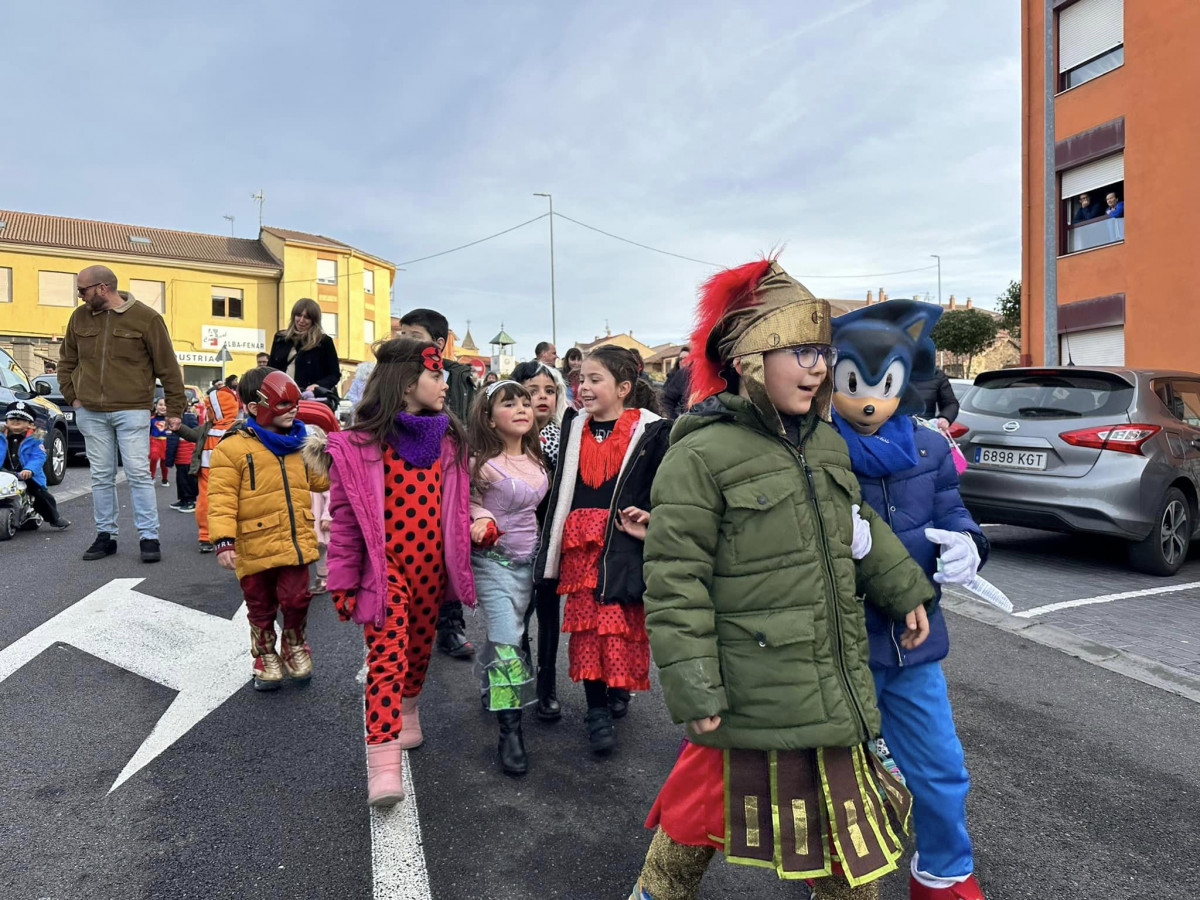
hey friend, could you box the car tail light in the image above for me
[1059,424,1162,455]
[947,422,969,439]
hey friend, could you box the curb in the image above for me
[941,588,1200,705]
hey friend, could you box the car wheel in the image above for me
[1129,487,1191,576]
[44,428,67,486]
[0,508,14,541]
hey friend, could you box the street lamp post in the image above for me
[930,254,942,306]
[534,193,557,345]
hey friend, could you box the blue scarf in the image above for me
[246,419,309,456]
[832,410,918,477]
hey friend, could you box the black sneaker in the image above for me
[168,500,184,510]
[436,629,476,659]
[585,708,616,755]
[198,540,215,553]
[607,688,632,720]
[176,502,196,513]
[82,532,117,561]
[140,539,162,563]
[48,518,71,530]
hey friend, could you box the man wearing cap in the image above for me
[2,400,71,529]
[57,265,186,563]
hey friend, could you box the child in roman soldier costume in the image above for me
[830,300,990,900]
[634,259,936,900]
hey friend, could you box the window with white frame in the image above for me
[324,312,339,337]
[0,267,10,302]
[364,319,375,344]
[212,286,244,319]
[1058,0,1123,91]
[130,279,165,313]
[317,259,338,285]
[38,271,76,307]
[1062,150,1124,253]
[363,268,374,294]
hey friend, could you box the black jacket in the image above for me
[444,359,477,423]
[660,365,691,420]
[534,406,671,604]
[912,369,959,422]
[268,332,341,394]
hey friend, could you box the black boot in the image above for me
[607,687,632,719]
[536,666,562,721]
[585,707,616,755]
[496,710,528,776]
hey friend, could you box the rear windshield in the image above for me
[962,372,1133,419]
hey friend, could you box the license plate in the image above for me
[974,447,1048,470]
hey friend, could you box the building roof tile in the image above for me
[0,209,281,270]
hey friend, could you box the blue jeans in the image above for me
[75,407,158,540]
[873,662,974,879]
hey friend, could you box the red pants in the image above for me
[149,439,168,482]
[239,564,312,632]
[363,575,442,745]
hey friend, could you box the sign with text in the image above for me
[176,351,219,364]
[201,325,266,353]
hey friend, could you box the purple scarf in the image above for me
[387,411,449,468]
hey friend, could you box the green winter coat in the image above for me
[643,393,935,751]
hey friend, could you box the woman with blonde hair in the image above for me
[268,298,341,404]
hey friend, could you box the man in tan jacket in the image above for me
[58,264,186,563]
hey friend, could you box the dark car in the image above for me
[31,374,86,459]
[954,367,1200,576]
[0,348,68,485]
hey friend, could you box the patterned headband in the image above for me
[485,379,521,398]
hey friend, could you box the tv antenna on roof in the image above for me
[250,190,265,229]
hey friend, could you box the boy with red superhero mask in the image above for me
[206,368,331,690]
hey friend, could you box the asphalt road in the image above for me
[2,488,1198,899]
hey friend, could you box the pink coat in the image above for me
[325,431,476,628]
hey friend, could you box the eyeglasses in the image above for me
[792,345,838,369]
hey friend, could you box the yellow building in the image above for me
[0,210,393,388]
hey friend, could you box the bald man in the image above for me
[59,264,186,563]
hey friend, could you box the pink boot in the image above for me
[398,696,423,750]
[366,741,405,807]
[910,873,986,900]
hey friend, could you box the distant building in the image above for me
[489,325,517,377]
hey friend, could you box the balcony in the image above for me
[1066,215,1124,254]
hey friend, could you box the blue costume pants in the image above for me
[873,662,974,879]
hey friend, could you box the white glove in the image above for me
[851,505,872,560]
[924,528,981,585]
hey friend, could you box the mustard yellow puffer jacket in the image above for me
[207,425,330,579]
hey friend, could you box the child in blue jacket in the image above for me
[831,302,988,900]
[2,401,70,529]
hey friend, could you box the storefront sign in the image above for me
[201,325,267,353]
[176,351,219,364]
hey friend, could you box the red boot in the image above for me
[910,873,985,900]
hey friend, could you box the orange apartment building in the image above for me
[1021,0,1199,369]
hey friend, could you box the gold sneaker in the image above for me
[250,624,284,692]
[281,628,314,681]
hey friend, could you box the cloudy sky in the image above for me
[3,0,1019,356]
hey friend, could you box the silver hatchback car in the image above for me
[953,367,1200,576]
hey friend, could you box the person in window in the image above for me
[1072,192,1106,223]
[268,298,341,406]
[1105,191,1124,218]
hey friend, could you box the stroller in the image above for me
[0,470,41,540]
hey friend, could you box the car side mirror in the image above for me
[35,381,52,396]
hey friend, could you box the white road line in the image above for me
[1014,582,1200,618]
[370,752,432,899]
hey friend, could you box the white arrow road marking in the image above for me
[371,750,432,900]
[0,577,250,793]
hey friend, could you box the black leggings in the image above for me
[23,480,63,525]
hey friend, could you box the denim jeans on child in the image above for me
[75,406,158,539]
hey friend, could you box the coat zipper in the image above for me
[98,312,111,407]
[598,444,648,599]
[276,454,304,565]
[877,476,906,667]
[246,454,256,490]
[788,419,870,739]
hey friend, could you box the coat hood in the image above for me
[301,426,333,477]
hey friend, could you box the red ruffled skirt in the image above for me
[558,508,650,691]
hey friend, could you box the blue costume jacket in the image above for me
[3,429,48,488]
[851,419,988,669]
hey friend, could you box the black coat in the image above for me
[660,365,691,420]
[534,406,671,605]
[912,369,959,422]
[268,332,341,394]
